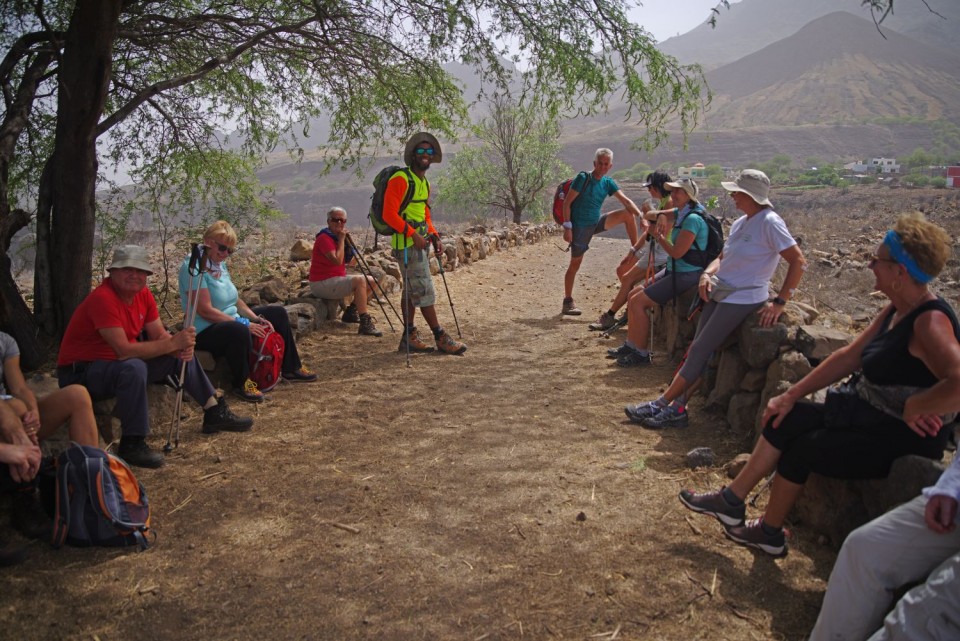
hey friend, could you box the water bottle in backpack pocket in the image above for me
[50,444,152,550]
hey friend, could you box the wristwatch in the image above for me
[771,296,787,306]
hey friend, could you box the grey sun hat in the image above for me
[403,132,443,167]
[722,169,772,206]
[664,177,699,201]
[108,245,153,274]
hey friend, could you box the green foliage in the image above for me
[612,162,652,182]
[903,173,931,187]
[798,164,848,187]
[930,176,947,189]
[125,149,284,308]
[902,147,937,169]
[435,94,571,224]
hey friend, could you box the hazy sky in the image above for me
[628,0,737,42]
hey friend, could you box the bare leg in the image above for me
[626,291,655,350]
[420,305,440,330]
[37,385,99,447]
[352,275,369,314]
[727,436,782,502]
[604,209,639,245]
[564,256,584,299]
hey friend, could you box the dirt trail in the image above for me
[1,234,834,641]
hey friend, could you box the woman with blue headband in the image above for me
[679,212,960,559]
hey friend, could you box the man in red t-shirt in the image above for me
[57,246,254,468]
[308,207,381,337]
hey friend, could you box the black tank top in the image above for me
[860,297,960,387]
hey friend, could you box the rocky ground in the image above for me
[0,184,958,640]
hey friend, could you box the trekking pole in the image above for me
[165,243,206,453]
[431,236,462,339]
[345,234,399,332]
[402,244,411,368]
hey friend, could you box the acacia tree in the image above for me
[0,0,711,367]
[437,94,570,224]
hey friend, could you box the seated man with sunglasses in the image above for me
[57,245,255,468]
[309,207,382,337]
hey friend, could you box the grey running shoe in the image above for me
[616,348,652,367]
[678,488,746,527]
[562,298,582,316]
[624,400,665,423]
[723,519,788,558]
[640,404,689,429]
[589,311,616,331]
[607,343,632,359]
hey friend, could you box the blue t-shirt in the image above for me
[569,173,620,227]
[178,257,239,334]
[669,204,709,273]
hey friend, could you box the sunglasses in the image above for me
[415,148,435,156]
[329,218,347,224]
[868,255,897,268]
[214,243,236,255]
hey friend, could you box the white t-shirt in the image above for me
[715,208,796,305]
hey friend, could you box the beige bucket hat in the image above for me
[721,169,772,206]
[108,245,153,274]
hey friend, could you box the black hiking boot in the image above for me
[202,397,254,434]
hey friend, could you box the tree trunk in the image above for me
[0,209,45,368]
[37,0,122,338]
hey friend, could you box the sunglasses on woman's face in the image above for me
[215,243,236,255]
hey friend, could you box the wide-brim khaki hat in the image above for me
[403,132,442,167]
[108,245,153,274]
[664,177,699,201]
[722,169,772,206]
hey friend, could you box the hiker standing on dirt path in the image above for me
[589,171,673,332]
[560,148,643,316]
[624,169,805,429]
[382,132,467,356]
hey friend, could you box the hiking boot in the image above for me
[678,488,746,527]
[117,439,165,469]
[202,397,254,434]
[589,312,616,331]
[435,330,467,355]
[607,343,632,359]
[723,519,788,558]
[11,490,52,540]
[562,298,582,316]
[624,400,665,423]
[282,366,318,382]
[358,313,383,337]
[616,348,652,367]
[398,327,435,353]
[0,539,26,567]
[341,302,360,323]
[233,378,264,403]
[640,404,689,429]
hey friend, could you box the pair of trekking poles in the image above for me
[349,233,461,368]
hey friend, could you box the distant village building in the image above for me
[845,158,900,174]
[677,162,707,178]
[948,166,960,188]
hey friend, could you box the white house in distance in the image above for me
[845,158,901,173]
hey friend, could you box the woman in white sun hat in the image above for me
[623,169,806,430]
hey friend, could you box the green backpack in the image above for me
[368,166,430,236]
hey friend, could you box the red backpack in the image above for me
[249,328,285,392]
[551,171,588,224]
